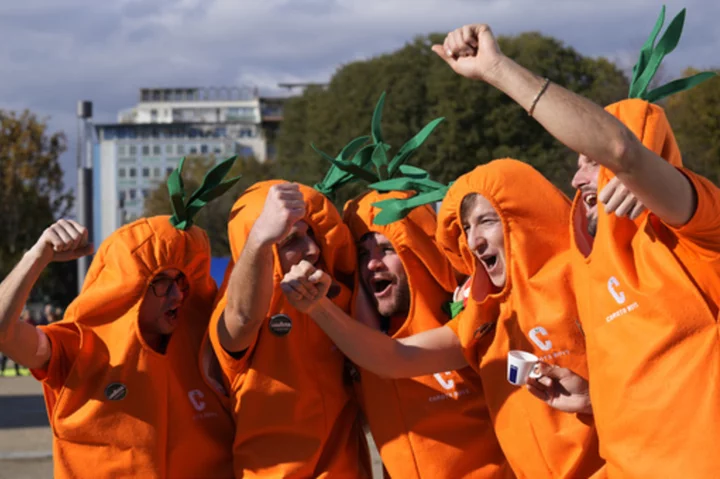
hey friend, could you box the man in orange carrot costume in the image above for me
[301,94,508,478]
[344,190,509,479]
[0,158,238,478]
[282,156,608,478]
[435,9,720,477]
[209,178,367,477]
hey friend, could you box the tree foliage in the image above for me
[0,110,75,303]
[665,68,720,183]
[275,32,630,203]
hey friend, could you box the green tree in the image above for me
[144,155,278,256]
[665,68,720,183]
[276,32,630,202]
[0,110,75,303]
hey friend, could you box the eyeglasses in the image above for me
[149,274,190,297]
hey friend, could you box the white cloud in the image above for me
[0,0,716,194]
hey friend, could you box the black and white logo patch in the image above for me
[268,314,292,337]
[104,383,128,401]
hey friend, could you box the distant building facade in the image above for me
[92,86,284,245]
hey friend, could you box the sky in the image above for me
[0,0,717,196]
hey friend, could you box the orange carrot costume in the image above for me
[568,8,720,478]
[434,159,604,479]
[209,180,366,478]
[344,190,509,479]
[30,158,239,479]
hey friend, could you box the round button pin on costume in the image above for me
[104,383,128,401]
[268,314,292,336]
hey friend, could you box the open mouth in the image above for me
[583,193,597,208]
[164,308,179,324]
[481,255,498,272]
[371,278,393,296]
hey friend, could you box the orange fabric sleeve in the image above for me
[669,168,720,254]
[444,318,460,337]
[30,323,80,391]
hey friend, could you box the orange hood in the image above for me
[60,215,217,348]
[344,190,457,335]
[436,160,603,478]
[437,159,572,299]
[600,98,683,188]
[571,99,685,249]
[225,180,356,311]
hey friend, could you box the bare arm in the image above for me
[0,220,92,369]
[281,261,468,378]
[219,183,305,353]
[434,24,695,226]
[218,234,275,353]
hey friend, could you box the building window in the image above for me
[189,146,197,154]
[142,167,150,178]
[153,145,161,155]
[118,191,126,205]
[118,168,126,178]
[129,189,136,200]
[142,145,150,156]
[153,167,160,177]
[165,144,173,154]
[151,129,159,139]
[129,168,137,178]
[142,189,150,199]
[166,167,173,177]
[214,147,222,154]
[129,145,138,155]
[151,109,158,122]
[141,129,150,139]
[177,144,185,154]
[117,145,126,156]
[200,144,208,154]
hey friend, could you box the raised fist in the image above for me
[31,219,94,264]
[431,24,505,82]
[252,183,306,246]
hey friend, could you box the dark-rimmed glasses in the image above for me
[149,273,190,297]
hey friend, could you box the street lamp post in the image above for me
[76,101,93,293]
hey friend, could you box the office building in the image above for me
[92,86,283,246]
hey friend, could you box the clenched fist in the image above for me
[252,183,306,246]
[280,260,332,313]
[431,24,505,83]
[30,219,94,264]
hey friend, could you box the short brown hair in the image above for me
[460,193,479,224]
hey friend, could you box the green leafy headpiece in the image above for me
[367,166,450,226]
[312,92,444,200]
[627,5,715,103]
[167,155,242,230]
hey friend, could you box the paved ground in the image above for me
[0,376,53,478]
[0,376,383,478]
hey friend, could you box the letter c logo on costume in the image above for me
[433,372,456,391]
[608,276,626,305]
[529,326,553,351]
[188,390,206,412]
